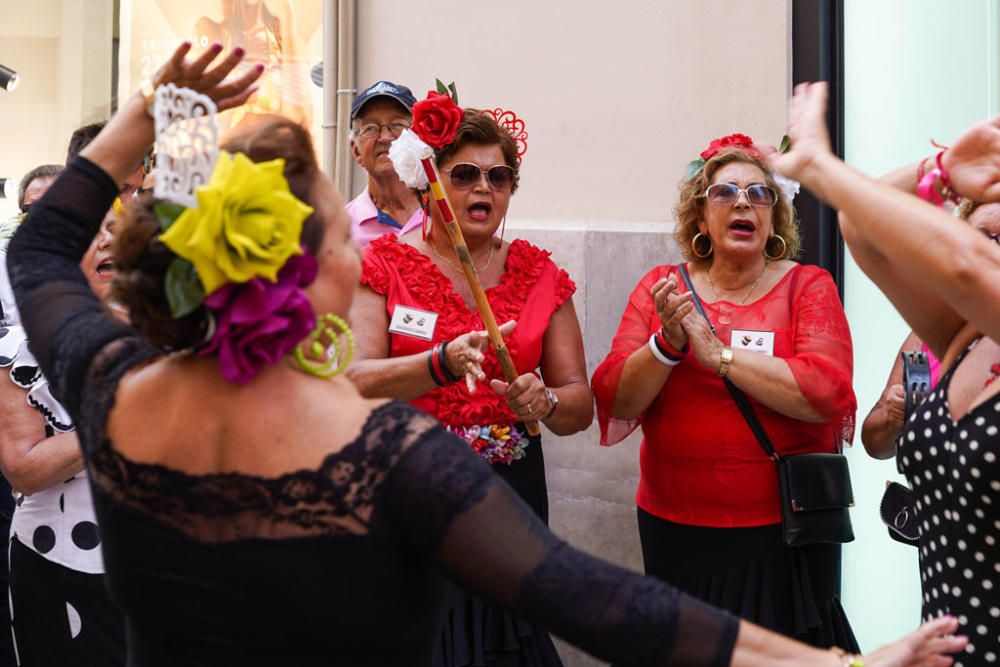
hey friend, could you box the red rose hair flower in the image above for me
[411,91,463,149]
[699,133,763,161]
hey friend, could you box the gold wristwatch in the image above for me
[717,346,734,377]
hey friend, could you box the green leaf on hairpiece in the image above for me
[165,257,205,318]
[779,135,791,154]
[448,82,458,105]
[435,78,449,96]
[684,158,706,182]
[154,202,186,232]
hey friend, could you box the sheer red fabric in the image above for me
[591,263,856,527]
[361,236,575,427]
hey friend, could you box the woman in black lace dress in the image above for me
[5,43,964,667]
[773,82,1000,667]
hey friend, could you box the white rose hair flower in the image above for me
[389,129,434,190]
[772,171,801,202]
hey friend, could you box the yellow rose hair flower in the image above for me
[160,152,314,295]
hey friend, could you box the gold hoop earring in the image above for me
[765,234,787,261]
[691,232,713,259]
[294,313,356,377]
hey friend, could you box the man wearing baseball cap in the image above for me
[346,80,423,247]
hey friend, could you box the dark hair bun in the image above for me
[111,196,207,350]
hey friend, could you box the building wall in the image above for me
[841,0,1000,652]
[0,0,115,219]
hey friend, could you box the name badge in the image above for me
[388,305,438,341]
[730,329,775,356]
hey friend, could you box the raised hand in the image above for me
[942,117,1000,202]
[768,82,833,187]
[151,42,263,112]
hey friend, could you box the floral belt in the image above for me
[446,424,529,466]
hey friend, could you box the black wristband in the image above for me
[652,331,684,362]
[427,344,447,387]
[437,341,464,383]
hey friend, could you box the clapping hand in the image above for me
[678,307,723,372]
[651,278,694,351]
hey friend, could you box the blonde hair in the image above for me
[673,149,800,264]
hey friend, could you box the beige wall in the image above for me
[355,2,791,665]
[0,0,115,218]
[354,0,790,225]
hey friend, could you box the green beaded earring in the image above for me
[293,313,355,377]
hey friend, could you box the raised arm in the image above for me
[7,44,262,419]
[772,82,1000,360]
[386,424,965,666]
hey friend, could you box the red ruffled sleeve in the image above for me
[591,265,672,446]
[786,266,856,444]
[359,235,396,295]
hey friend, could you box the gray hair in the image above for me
[19,164,63,211]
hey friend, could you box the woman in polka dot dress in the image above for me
[773,81,1000,665]
[0,214,125,665]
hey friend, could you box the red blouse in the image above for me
[361,236,575,427]
[591,263,856,527]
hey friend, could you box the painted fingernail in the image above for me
[255,63,265,72]
[212,42,223,51]
[181,40,192,48]
[233,46,245,56]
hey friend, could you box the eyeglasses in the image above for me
[356,121,411,140]
[442,163,515,191]
[702,183,777,208]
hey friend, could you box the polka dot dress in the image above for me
[900,355,1000,666]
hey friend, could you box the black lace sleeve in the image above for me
[7,156,147,423]
[385,431,739,666]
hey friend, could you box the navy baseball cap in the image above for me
[350,80,417,120]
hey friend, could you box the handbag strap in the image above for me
[677,263,781,462]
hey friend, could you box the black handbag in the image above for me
[877,351,929,547]
[677,264,856,546]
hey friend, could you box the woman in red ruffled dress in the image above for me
[349,93,592,667]
[591,134,859,650]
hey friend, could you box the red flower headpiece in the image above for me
[411,90,464,149]
[699,133,763,160]
[685,132,780,181]
[409,80,528,162]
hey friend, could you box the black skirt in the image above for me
[432,432,563,667]
[637,508,859,651]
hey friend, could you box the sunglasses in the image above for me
[442,163,515,191]
[702,182,777,208]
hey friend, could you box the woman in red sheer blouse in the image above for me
[591,136,858,650]
[349,107,593,667]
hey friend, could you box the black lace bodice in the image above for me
[7,157,739,666]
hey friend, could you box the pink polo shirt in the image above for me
[346,187,424,247]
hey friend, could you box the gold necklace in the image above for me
[707,262,768,305]
[429,240,496,274]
